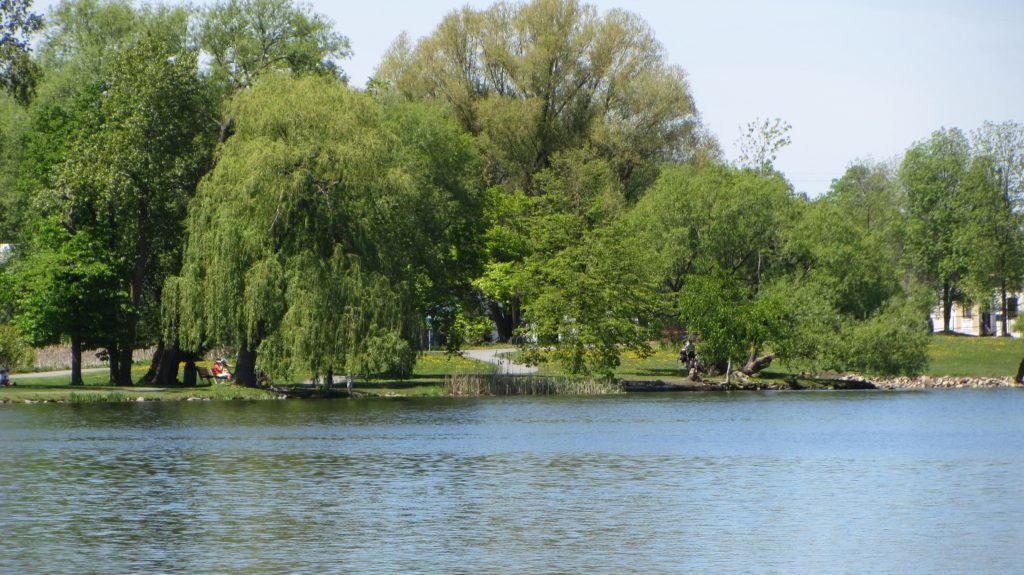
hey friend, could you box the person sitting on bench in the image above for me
[212,358,233,380]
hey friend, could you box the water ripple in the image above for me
[1,391,1022,574]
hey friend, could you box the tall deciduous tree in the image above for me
[522,224,658,378]
[377,0,701,196]
[735,117,792,175]
[29,36,215,385]
[197,0,351,92]
[972,121,1024,211]
[196,0,353,146]
[630,163,798,374]
[809,163,904,320]
[12,222,123,385]
[0,0,42,105]
[900,128,971,333]
[168,75,482,385]
[631,163,796,298]
[790,166,930,375]
[377,0,708,343]
[38,0,190,82]
[0,0,189,246]
[515,149,653,376]
[969,121,1024,335]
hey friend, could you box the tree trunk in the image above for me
[738,345,769,375]
[740,353,776,376]
[70,333,83,386]
[1015,357,1024,384]
[158,343,181,385]
[144,341,182,386]
[108,344,120,385]
[488,300,515,343]
[142,341,163,384]
[1001,284,1010,337]
[219,116,234,144]
[234,343,258,387]
[114,345,133,386]
[942,281,953,334]
[110,246,146,387]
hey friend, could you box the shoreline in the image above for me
[868,375,1020,390]
[1,374,1021,404]
[623,375,1022,392]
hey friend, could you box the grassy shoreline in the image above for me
[2,335,1022,403]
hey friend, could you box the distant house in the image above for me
[931,294,1020,337]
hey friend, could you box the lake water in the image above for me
[1,390,1022,574]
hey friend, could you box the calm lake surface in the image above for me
[1,390,1022,574]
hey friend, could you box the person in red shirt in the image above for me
[212,358,232,380]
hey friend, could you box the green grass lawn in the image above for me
[0,369,277,402]
[351,351,499,397]
[924,334,1024,377]
[499,346,687,380]
[507,335,1024,381]
[615,346,688,379]
[0,351,498,402]
[3,335,1019,402]
[645,335,1024,379]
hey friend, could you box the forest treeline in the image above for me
[0,0,1020,386]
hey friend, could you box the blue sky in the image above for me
[35,0,1024,196]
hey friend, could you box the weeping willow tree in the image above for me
[166,74,483,385]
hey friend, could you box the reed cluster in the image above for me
[445,374,622,396]
[68,392,131,403]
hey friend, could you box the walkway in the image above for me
[13,367,107,379]
[462,348,538,375]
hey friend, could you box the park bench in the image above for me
[197,366,218,385]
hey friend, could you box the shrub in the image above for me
[0,323,34,369]
[833,302,929,376]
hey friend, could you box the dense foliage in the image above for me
[0,0,1019,383]
[166,75,482,384]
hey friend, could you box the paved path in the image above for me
[463,348,538,375]
[13,367,107,379]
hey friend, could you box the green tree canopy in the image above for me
[630,163,800,373]
[515,149,653,376]
[631,163,796,296]
[0,0,42,105]
[13,34,215,385]
[197,0,352,93]
[37,0,191,85]
[966,121,1024,335]
[376,0,705,197]
[799,163,904,321]
[629,162,928,376]
[10,218,125,384]
[899,128,971,333]
[377,0,714,349]
[169,74,483,384]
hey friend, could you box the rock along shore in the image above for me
[857,375,1021,390]
[622,375,1023,392]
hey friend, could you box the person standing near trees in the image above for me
[680,340,695,369]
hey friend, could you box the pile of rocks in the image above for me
[866,375,1019,390]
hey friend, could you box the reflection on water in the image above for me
[2,391,1023,574]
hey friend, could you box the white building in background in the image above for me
[931,294,1020,337]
